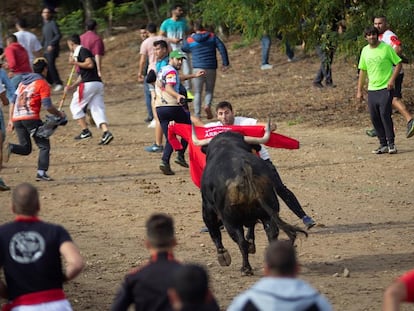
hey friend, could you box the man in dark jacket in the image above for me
[182,21,229,120]
[41,7,63,91]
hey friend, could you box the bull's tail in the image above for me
[258,198,308,242]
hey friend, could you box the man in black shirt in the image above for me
[111,213,219,311]
[65,34,114,145]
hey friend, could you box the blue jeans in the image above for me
[261,35,295,65]
[0,68,15,101]
[143,78,153,120]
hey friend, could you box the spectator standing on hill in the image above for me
[383,269,414,310]
[0,182,84,310]
[41,7,63,92]
[138,24,152,124]
[357,26,401,155]
[66,34,114,145]
[182,21,229,120]
[138,23,168,128]
[6,57,66,181]
[365,15,414,139]
[144,39,170,153]
[0,83,10,191]
[228,240,333,311]
[160,4,192,93]
[14,17,42,64]
[111,213,219,310]
[3,34,32,91]
[80,19,105,78]
[260,32,296,70]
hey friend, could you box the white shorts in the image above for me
[70,81,108,128]
[11,299,72,311]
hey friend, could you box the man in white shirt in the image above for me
[14,18,42,64]
[204,101,316,229]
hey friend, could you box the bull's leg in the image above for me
[225,225,253,276]
[262,217,279,243]
[202,207,231,267]
[245,225,256,254]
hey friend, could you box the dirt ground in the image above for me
[1,31,414,311]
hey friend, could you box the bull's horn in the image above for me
[192,124,213,146]
[243,118,271,144]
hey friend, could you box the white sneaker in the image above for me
[260,64,273,70]
[53,84,63,92]
[147,119,156,128]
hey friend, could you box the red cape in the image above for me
[168,124,299,188]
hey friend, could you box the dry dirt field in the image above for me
[1,31,414,310]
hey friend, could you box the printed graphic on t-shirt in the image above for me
[9,231,45,263]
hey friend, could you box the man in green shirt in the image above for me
[357,26,401,154]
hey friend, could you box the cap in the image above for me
[169,50,187,59]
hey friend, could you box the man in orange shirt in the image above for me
[6,58,65,181]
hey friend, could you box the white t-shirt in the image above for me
[14,30,42,64]
[205,116,271,160]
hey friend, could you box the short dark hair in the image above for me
[265,240,297,275]
[216,101,233,112]
[69,34,81,45]
[153,40,168,50]
[171,4,184,11]
[32,57,48,73]
[6,34,18,43]
[15,17,28,28]
[86,19,97,31]
[193,20,204,32]
[12,183,40,216]
[146,23,157,34]
[373,14,387,22]
[171,264,209,307]
[364,26,379,37]
[146,213,175,248]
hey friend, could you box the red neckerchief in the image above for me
[15,216,40,223]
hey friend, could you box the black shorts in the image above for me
[394,72,403,98]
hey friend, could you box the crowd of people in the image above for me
[0,3,413,311]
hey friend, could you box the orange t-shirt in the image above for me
[13,79,50,121]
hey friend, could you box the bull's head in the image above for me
[192,119,272,146]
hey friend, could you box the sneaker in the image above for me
[144,143,163,153]
[325,83,337,88]
[174,155,189,168]
[388,144,397,154]
[147,119,156,128]
[313,82,323,88]
[74,129,92,140]
[98,131,114,145]
[53,84,63,92]
[186,90,194,100]
[144,117,153,123]
[302,216,316,230]
[372,145,389,154]
[204,106,213,119]
[36,172,53,181]
[287,57,297,62]
[159,161,175,175]
[366,128,377,137]
[0,178,10,191]
[406,119,414,138]
[3,143,11,163]
[260,64,273,70]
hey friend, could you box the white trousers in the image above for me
[70,81,108,128]
[11,299,72,311]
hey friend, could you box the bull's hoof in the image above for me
[247,239,256,254]
[241,267,254,276]
[217,248,231,266]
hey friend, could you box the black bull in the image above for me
[194,129,307,275]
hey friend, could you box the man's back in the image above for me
[14,30,42,64]
[111,251,181,311]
